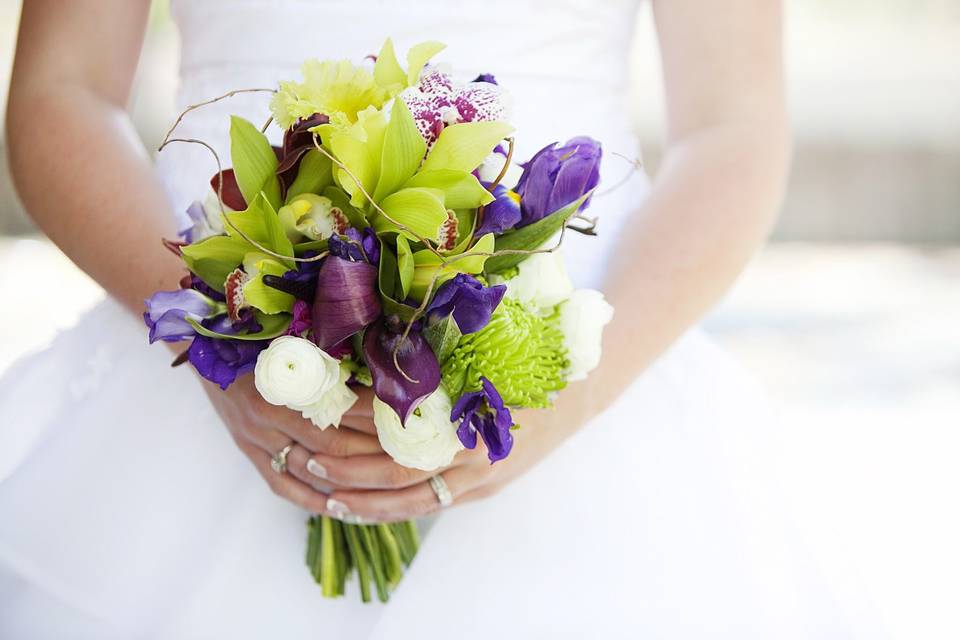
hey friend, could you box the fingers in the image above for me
[339,386,377,435]
[285,444,353,494]
[301,452,440,490]
[261,404,383,456]
[326,464,494,523]
[234,437,338,516]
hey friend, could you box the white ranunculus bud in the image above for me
[558,289,614,381]
[477,152,523,190]
[299,364,358,430]
[502,250,574,311]
[373,388,463,471]
[254,336,341,408]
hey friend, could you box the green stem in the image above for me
[377,524,403,586]
[344,524,372,603]
[359,525,390,603]
[320,516,337,598]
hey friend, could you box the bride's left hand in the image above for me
[310,387,588,523]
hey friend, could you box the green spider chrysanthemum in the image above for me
[441,298,568,409]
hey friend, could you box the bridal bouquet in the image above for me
[146,39,612,602]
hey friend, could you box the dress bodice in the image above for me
[159,0,650,288]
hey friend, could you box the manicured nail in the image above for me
[326,498,350,517]
[306,459,327,479]
[342,514,365,525]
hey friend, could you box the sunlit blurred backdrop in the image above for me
[0,2,957,637]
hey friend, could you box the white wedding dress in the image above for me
[0,1,867,638]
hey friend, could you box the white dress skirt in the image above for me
[0,0,871,637]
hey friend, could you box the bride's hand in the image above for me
[310,391,592,523]
[201,375,385,513]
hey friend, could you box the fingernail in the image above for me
[342,514,366,525]
[326,498,350,517]
[306,459,327,479]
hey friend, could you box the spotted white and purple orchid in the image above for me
[451,376,515,463]
[515,136,603,227]
[143,288,223,343]
[399,67,509,147]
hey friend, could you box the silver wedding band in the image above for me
[428,474,453,508]
[271,443,294,473]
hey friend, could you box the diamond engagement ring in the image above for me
[428,474,453,508]
[271,443,294,473]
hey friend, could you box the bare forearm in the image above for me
[561,122,790,420]
[7,85,183,314]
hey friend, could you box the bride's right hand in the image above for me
[200,375,384,513]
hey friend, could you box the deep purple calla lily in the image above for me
[276,113,330,195]
[451,377,514,463]
[143,289,221,343]
[476,184,522,236]
[427,274,505,334]
[362,320,441,425]
[208,168,246,211]
[312,256,382,350]
[515,136,602,227]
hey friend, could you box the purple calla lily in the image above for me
[312,256,382,350]
[476,184,522,236]
[515,137,602,227]
[362,320,441,425]
[451,376,514,463]
[427,274,505,334]
[143,289,221,343]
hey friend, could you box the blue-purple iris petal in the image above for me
[476,185,522,236]
[473,73,498,85]
[451,377,514,463]
[143,289,218,343]
[187,334,267,390]
[179,201,206,244]
[515,137,602,227]
[427,273,505,334]
[330,227,381,265]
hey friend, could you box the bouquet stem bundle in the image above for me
[306,516,419,602]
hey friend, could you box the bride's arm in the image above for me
[7,0,376,515]
[319,0,790,521]
[7,0,181,312]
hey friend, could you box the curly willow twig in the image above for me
[158,87,277,152]
[593,151,643,198]
[158,137,326,264]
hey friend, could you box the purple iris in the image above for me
[328,227,381,265]
[427,274,505,334]
[515,137,602,227]
[476,183,522,236]
[286,299,313,338]
[451,377,515,463]
[186,316,267,389]
[473,73,498,85]
[143,289,220,343]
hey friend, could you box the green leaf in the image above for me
[375,187,448,241]
[223,194,295,266]
[423,314,462,364]
[187,312,291,341]
[420,121,514,174]
[485,192,592,274]
[406,41,446,86]
[396,235,414,299]
[373,38,407,92]
[323,186,368,229]
[285,149,333,202]
[181,235,249,292]
[242,253,295,314]
[229,115,281,210]
[377,244,418,322]
[293,238,329,254]
[403,169,494,209]
[374,100,426,201]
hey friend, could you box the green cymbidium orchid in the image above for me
[441,298,568,408]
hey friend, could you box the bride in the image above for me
[0,0,860,637]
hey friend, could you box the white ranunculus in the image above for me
[501,250,574,311]
[254,336,341,408]
[477,152,523,190]
[373,388,463,471]
[299,364,358,430]
[558,289,614,381]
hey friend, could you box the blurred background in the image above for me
[0,1,957,637]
